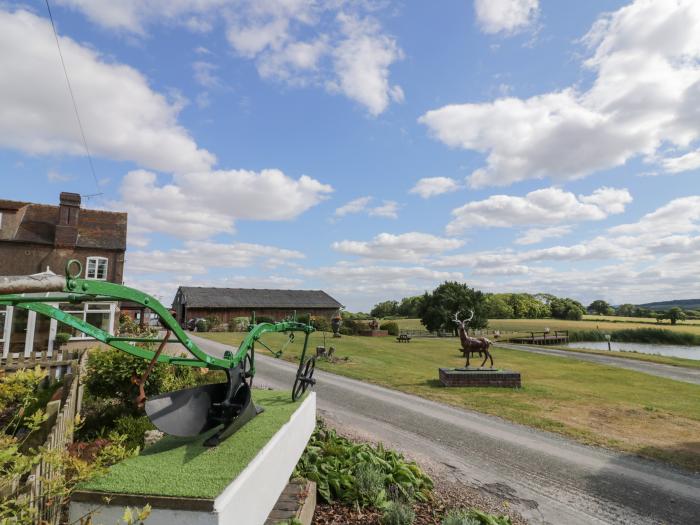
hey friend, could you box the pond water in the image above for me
[567,341,700,360]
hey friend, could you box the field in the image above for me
[200,330,700,471]
[393,317,700,336]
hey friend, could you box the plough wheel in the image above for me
[292,356,316,401]
[242,351,254,388]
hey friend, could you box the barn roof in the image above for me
[176,287,343,309]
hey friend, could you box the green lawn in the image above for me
[543,344,700,369]
[80,390,301,498]
[201,331,700,471]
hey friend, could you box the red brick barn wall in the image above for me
[185,307,338,324]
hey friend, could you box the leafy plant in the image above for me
[294,422,433,508]
[54,332,72,348]
[354,462,386,507]
[441,509,512,525]
[381,501,415,525]
[113,415,155,451]
[196,319,209,332]
[380,321,399,336]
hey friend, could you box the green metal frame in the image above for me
[0,261,315,374]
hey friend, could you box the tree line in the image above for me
[368,282,588,334]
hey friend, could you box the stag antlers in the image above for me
[453,309,475,326]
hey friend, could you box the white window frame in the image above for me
[86,256,109,280]
[1,306,10,358]
[58,302,116,341]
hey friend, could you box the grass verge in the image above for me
[200,331,700,471]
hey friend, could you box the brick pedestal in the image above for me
[439,368,521,388]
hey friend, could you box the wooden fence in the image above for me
[1,351,86,524]
[1,350,83,380]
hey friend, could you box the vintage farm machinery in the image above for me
[0,261,317,446]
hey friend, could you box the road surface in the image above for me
[497,342,700,385]
[192,335,700,525]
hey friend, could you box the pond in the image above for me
[567,341,700,360]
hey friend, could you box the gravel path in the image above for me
[191,335,700,525]
[496,342,700,385]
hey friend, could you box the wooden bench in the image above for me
[396,334,411,343]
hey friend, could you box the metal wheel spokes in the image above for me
[242,351,254,388]
[292,356,316,401]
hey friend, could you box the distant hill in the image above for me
[637,299,700,311]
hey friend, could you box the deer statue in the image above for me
[453,310,494,368]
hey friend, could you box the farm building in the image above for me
[172,286,343,326]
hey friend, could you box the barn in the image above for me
[172,286,343,326]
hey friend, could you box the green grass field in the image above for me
[80,390,301,498]
[201,331,700,470]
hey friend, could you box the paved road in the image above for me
[192,335,700,525]
[497,343,700,385]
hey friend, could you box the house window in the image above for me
[57,303,114,340]
[86,257,108,280]
[0,306,5,343]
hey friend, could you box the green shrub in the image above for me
[251,315,275,324]
[338,327,354,336]
[354,463,386,507]
[569,328,700,345]
[195,319,209,332]
[381,501,415,525]
[85,348,169,406]
[294,423,432,508]
[441,509,512,525]
[442,509,480,525]
[54,332,71,347]
[113,415,155,451]
[380,322,399,336]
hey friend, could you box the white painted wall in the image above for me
[69,393,317,525]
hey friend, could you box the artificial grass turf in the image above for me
[80,390,300,499]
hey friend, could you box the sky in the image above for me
[1,0,700,311]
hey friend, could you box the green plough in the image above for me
[0,260,316,446]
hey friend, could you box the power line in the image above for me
[44,0,102,196]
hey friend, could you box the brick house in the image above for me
[0,192,127,356]
[173,287,343,326]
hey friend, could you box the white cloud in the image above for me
[127,240,305,275]
[409,177,461,198]
[60,1,403,115]
[609,196,700,237]
[47,170,75,183]
[56,0,228,34]
[332,232,464,261]
[334,197,399,219]
[421,0,700,187]
[115,168,333,240]
[662,150,700,174]
[0,9,215,174]
[334,196,373,217]
[446,186,631,234]
[474,0,539,35]
[193,61,221,88]
[369,200,399,219]
[329,12,404,116]
[515,225,572,245]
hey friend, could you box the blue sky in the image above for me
[2,0,700,310]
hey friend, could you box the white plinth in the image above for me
[70,392,316,525]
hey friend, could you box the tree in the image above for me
[588,300,613,316]
[397,295,423,317]
[663,307,687,325]
[370,300,399,318]
[418,281,487,333]
[615,303,636,317]
[550,297,586,320]
[484,294,514,319]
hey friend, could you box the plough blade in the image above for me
[144,375,262,446]
[145,382,227,437]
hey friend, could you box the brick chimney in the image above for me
[55,192,81,247]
